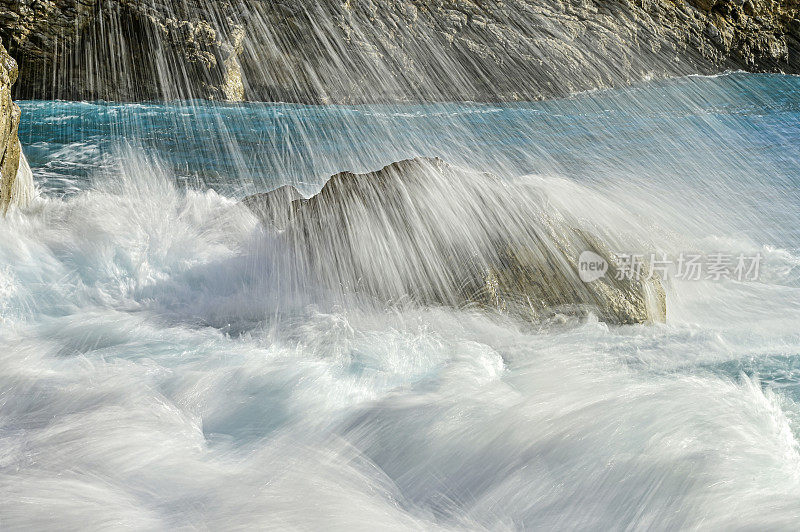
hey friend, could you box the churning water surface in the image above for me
[1,72,800,528]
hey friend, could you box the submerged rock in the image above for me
[249,158,666,325]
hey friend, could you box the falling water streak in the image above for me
[1,1,800,528]
[12,1,748,103]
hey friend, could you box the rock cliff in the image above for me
[0,42,30,213]
[1,0,798,102]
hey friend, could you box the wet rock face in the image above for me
[244,158,667,325]
[0,0,798,102]
[241,184,305,230]
[0,42,21,213]
[0,0,246,101]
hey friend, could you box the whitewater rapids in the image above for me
[2,73,800,528]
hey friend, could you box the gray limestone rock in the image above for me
[0,0,797,102]
[251,158,667,324]
[0,42,27,213]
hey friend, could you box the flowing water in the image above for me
[1,72,800,528]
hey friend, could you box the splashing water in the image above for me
[1,73,800,528]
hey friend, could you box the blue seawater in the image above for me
[1,73,799,528]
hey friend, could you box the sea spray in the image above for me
[1,74,800,528]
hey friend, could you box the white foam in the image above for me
[1,147,799,527]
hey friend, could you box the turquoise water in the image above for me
[2,73,800,528]
[19,73,800,245]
